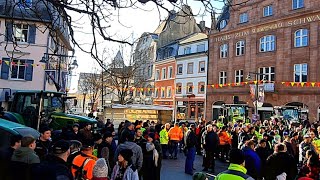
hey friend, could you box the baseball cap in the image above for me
[52,140,70,154]
[303,134,311,138]
[283,131,289,136]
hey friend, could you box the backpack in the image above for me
[73,158,90,180]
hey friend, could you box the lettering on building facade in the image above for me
[214,13,320,42]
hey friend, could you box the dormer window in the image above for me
[220,20,227,29]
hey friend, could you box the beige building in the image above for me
[0,0,73,109]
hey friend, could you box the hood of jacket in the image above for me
[13,147,34,158]
[228,163,247,174]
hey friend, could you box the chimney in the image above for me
[211,12,218,34]
[200,21,206,32]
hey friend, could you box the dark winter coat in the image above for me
[114,141,143,170]
[265,152,297,180]
[33,155,73,180]
[35,139,51,161]
[186,130,197,148]
[204,131,219,152]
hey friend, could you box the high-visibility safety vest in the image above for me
[159,129,169,144]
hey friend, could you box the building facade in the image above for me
[133,33,159,105]
[0,0,72,109]
[206,0,320,122]
[175,33,208,122]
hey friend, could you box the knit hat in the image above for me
[103,132,113,139]
[192,172,207,180]
[148,132,155,141]
[93,158,108,178]
[119,149,133,162]
[72,123,79,128]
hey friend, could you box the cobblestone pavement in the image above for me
[160,152,229,180]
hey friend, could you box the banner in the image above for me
[250,85,264,107]
[45,70,56,85]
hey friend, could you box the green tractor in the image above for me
[1,90,98,132]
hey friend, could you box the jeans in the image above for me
[161,144,168,158]
[185,147,196,174]
[169,140,179,158]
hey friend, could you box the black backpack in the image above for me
[73,158,90,180]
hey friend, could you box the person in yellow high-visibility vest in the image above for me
[310,131,320,154]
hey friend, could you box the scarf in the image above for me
[146,142,159,167]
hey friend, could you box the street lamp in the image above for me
[246,71,267,121]
[40,53,78,91]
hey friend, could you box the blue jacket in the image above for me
[242,146,261,179]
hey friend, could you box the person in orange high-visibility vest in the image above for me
[168,123,183,159]
[219,126,231,162]
[71,143,97,180]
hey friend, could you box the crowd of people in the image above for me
[187,118,320,180]
[0,117,319,180]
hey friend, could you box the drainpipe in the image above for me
[43,33,50,90]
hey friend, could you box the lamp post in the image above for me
[246,72,267,121]
[40,53,78,92]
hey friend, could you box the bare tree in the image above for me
[0,0,241,72]
[78,70,102,111]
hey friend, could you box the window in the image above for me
[197,44,205,52]
[199,61,205,73]
[161,88,165,98]
[168,66,173,78]
[294,29,308,47]
[198,82,205,94]
[259,67,275,81]
[184,47,191,54]
[187,63,193,74]
[177,64,183,75]
[294,64,307,82]
[167,87,172,98]
[155,69,160,80]
[176,83,182,94]
[235,70,244,83]
[18,0,32,7]
[263,5,273,17]
[260,35,276,52]
[154,88,159,98]
[148,65,153,78]
[236,41,245,56]
[292,0,304,9]
[187,83,193,94]
[219,71,227,84]
[11,59,26,79]
[162,68,166,79]
[220,44,228,58]
[220,20,227,29]
[13,24,28,42]
[239,13,248,23]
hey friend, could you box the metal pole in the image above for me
[101,69,104,108]
[255,74,258,119]
[57,56,61,91]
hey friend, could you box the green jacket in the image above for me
[159,129,169,145]
[215,163,254,180]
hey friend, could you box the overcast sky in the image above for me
[69,1,224,92]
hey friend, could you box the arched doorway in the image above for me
[212,101,225,121]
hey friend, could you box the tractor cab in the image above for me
[273,106,301,124]
[4,91,97,132]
